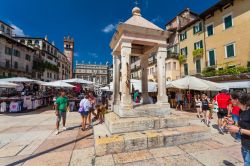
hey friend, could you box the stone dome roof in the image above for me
[132,7,141,16]
[124,7,163,31]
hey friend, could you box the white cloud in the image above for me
[74,52,79,57]
[151,16,163,23]
[88,52,98,58]
[10,24,25,36]
[102,24,116,33]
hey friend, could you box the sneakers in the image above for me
[55,130,59,135]
[62,127,67,131]
[219,127,224,134]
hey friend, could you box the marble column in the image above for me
[112,54,121,105]
[140,54,151,104]
[120,42,133,110]
[156,46,168,105]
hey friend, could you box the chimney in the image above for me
[45,35,48,41]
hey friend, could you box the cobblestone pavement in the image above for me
[0,108,244,166]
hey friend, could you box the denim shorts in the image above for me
[57,111,66,122]
[241,146,250,166]
[80,111,89,117]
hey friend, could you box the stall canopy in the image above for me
[0,77,36,83]
[62,78,93,85]
[43,81,75,88]
[100,86,112,92]
[166,76,227,91]
[109,79,157,92]
[219,80,250,89]
[0,81,19,88]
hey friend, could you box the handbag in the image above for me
[78,100,86,113]
[213,95,219,113]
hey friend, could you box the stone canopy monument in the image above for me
[110,7,171,117]
[93,7,210,157]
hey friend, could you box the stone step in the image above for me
[94,125,211,156]
[105,112,192,134]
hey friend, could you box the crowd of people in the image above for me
[54,89,109,135]
[53,88,250,165]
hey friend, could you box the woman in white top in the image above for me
[195,94,202,118]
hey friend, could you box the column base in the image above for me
[157,95,169,105]
[142,95,151,104]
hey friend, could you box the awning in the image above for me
[166,76,227,91]
[43,81,75,88]
[219,80,250,89]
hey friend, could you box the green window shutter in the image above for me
[196,59,201,73]
[184,64,188,75]
[207,25,213,36]
[194,43,196,50]
[226,44,234,57]
[225,15,232,29]
[209,50,215,66]
[199,22,202,32]
[193,26,196,34]
[184,31,187,39]
[185,47,188,56]
[200,40,203,48]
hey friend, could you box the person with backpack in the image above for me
[79,95,91,131]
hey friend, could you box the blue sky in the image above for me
[0,0,218,67]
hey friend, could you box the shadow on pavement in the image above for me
[7,132,93,166]
[223,160,236,166]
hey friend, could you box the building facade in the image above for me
[201,0,250,70]
[74,63,109,84]
[165,8,199,80]
[0,21,34,78]
[178,18,205,77]
[15,37,60,81]
[58,51,71,80]
[15,36,71,81]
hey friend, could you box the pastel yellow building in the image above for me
[178,19,206,76]
[200,0,250,70]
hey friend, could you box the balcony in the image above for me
[193,48,204,58]
[167,52,179,59]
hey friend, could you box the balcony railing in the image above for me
[167,52,179,59]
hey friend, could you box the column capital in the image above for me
[157,46,167,53]
[121,42,132,49]
[112,51,120,57]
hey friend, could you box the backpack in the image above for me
[213,96,219,113]
[78,100,86,113]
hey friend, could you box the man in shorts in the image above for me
[55,90,68,135]
[214,89,230,133]
[176,90,183,111]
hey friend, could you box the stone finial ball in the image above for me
[132,7,141,16]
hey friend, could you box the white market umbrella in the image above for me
[0,81,19,88]
[109,79,157,93]
[100,86,112,91]
[131,79,157,92]
[43,81,75,88]
[166,76,225,91]
[0,77,36,83]
[62,78,93,85]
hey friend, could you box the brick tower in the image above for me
[64,36,74,78]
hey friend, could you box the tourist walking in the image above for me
[176,90,183,111]
[55,90,68,135]
[213,89,230,133]
[201,93,210,127]
[170,91,176,108]
[228,91,250,166]
[195,94,202,118]
[79,95,91,131]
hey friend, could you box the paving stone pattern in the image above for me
[0,108,244,166]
